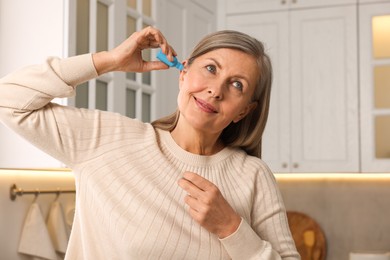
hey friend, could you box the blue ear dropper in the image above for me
[156,49,184,71]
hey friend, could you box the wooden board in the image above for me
[287,211,327,260]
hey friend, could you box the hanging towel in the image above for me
[18,202,57,260]
[64,205,75,234]
[46,200,69,254]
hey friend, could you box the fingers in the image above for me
[143,60,169,71]
[178,172,216,201]
[178,172,222,211]
[137,26,165,49]
[181,172,213,191]
[179,177,212,221]
[138,26,177,61]
[178,172,242,238]
[99,26,177,73]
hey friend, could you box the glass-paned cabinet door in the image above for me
[372,16,390,161]
[142,47,152,85]
[372,15,390,59]
[75,83,89,109]
[96,2,109,52]
[127,0,136,9]
[126,88,136,118]
[75,0,90,108]
[360,3,390,172]
[142,22,152,85]
[374,65,390,108]
[96,80,108,110]
[126,15,137,81]
[142,93,151,122]
[143,0,152,17]
[71,0,156,123]
[375,116,390,158]
[125,0,156,121]
[74,0,113,110]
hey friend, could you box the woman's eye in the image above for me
[206,65,216,74]
[232,81,243,91]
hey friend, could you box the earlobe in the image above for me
[233,101,258,123]
[233,113,245,123]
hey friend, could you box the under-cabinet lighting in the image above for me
[275,173,390,182]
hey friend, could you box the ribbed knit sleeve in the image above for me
[0,54,100,166]
[220,218,281,259]
[0,54,96,110]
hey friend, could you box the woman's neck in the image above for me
[170,121,224,156]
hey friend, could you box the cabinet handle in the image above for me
[281,0,286,4]
[292,0,297,3]
[293,163,299,168]
[282,163,288,168]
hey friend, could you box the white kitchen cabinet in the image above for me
[289,6,359,172]
[154,0,216,119]
[226,5,360,172]
[359,2,390,172]
[226,12,291,172]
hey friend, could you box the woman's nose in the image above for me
[207,84,223,100]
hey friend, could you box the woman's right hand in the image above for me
[92,26,176,75]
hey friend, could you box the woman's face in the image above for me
[177,48,259,135]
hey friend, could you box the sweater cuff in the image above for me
[219,218,268,259]
[50,53,98,89]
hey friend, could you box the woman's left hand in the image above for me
[178,171,242,239]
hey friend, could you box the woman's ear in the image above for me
[179,60,188,82]
[233,101,258,123]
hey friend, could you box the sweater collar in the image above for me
[157,129,236,167]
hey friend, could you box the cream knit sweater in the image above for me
[0,54,299,260]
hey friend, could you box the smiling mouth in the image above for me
[194,97,218,113]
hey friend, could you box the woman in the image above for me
[0,27,299,259]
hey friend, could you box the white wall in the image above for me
[0,0,65,74]
[0,0,67,168]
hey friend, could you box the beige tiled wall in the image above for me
[276,175,390,260]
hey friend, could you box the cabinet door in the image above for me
[154,0,216,119]
[155,0,186,119]
[290,6,359,172]
[359,2,390,172]
[187,1,216,53]
[226,12,291,172]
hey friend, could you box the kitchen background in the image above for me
[0,0,389,259]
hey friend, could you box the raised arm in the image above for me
[0,27,175,167]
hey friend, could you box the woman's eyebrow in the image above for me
[206,58,222,69]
